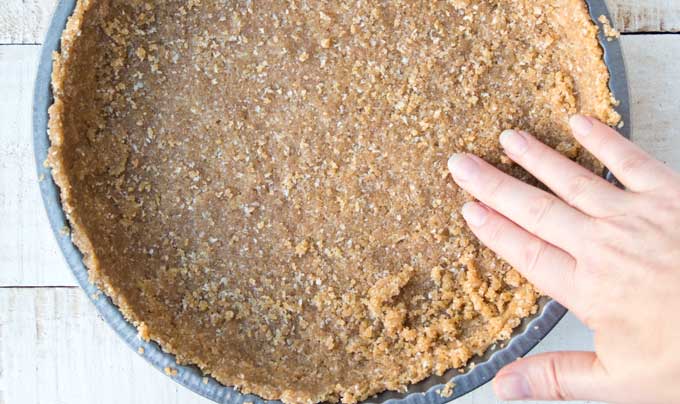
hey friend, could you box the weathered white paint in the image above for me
[0,46,75,287]
[609,0,680,32]
[0,0,678,44]
[0,0,57,44]
[625,36,680,167]
[0,288,216,404]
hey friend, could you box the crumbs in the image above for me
[59,225,70,236]
[438,381,456,398]
[164,367,178,377]
[598,15,621,41]
[137,322,150,341]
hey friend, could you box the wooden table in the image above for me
[1,1,678,403]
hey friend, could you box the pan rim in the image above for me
[31,1,630,403]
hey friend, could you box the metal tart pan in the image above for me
[33,0,630,402]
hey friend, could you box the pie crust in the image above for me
[48,0,619,402]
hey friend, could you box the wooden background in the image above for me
[1,1,678,403]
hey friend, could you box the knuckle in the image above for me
[666,187,680,209]
[578,302,600,329]
[527,194,557,233]
[592,128,614,155]
[546,354,572,400]
[579,215,602,243]
[484,215,507,246]
[589,221,622,252]
[483,175,507,203]
[523,237,548,275]
[643,192,680,222]
[617,152,652,177]
[562,174,596,207]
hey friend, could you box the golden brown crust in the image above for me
[48,1,620,403]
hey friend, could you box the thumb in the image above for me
[493,351,611,401]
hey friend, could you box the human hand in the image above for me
[447,115,680,404]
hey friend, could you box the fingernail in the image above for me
[448,154,478,182]
[495,373,532,400]
[569,114,594,136]
[499,130,528,155]
[461,202,489,227]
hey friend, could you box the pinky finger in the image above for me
[461,202,578,309]
[569,115,677,192]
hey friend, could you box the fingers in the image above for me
[460,202,578,305]
[570,115,676,192]
[499,129,628,217]
[493,351,611,402]
[449,154,591,254]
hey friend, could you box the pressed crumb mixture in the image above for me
[48,0,620,403]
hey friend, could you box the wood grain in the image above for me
[0,0,56,44]
[0,0,679,44]
[0,45,75,287]
[0,288,214,404]
[625,35,680,167]
[610,0,680,32]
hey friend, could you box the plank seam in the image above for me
[0,286,79,289]
[622,32,680,35]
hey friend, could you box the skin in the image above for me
[447,115,680,403]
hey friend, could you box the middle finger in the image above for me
[448,153,591,254]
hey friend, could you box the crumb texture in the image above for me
[48,0,619,403]
[598,15,621,41]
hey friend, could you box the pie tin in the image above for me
[32,0,630,403]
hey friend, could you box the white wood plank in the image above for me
[0,287,598,404]
[624,35,680,168]
[0,288,215,404]
[0,46,76,287]
[609,0,680,32]
[0,0,678,44]
[0,0,57,44]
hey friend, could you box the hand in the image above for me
[447,115,680,404]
